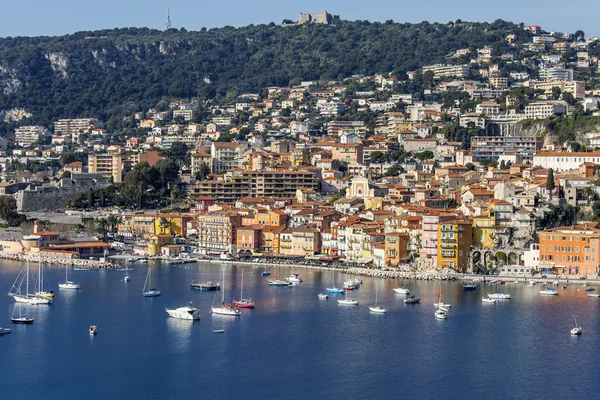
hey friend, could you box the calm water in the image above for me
[1,260,600,399]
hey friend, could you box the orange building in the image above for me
[384,232,410,267]
[539,223,600,276]
[236,225,263,252]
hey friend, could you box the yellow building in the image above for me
[154,214,194,237]
[148,234,175,256]
[472,215,495,248]
[254,209,288,227]
[364,197,384,210]
[261,225,285,254]
[88,153,123,183]
[437,219,473,272]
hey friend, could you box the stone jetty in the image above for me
[345,267,456,281]
[0,252,119,269]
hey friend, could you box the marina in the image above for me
[1,259,600,398]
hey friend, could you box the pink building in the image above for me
[420,213,456,267]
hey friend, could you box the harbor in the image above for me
[1,259,599,399]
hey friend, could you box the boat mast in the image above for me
[222,268,225,303]
[38,259,41,292]
[241,270,244,299]
[26,260,30,296]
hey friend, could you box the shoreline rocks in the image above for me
[0,252,119,269]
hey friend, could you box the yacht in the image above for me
[0,327,11,335]
[89,326,98,335]
[269,279,291,287]
[539,287,559,296]
[318,293,329,299]
[393,288,410,294]
[488,292,511,299]
[166,303,200,320]
[211,268,241,316]
[190,282,220,291]
[482,297,496,303]
[287,274,302,283]
[337,298,359,305]
[9,261,52,305]
[404,295,421,304]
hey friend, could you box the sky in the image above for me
[1,0,599,38]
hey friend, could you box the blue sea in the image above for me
[1,260,600,399]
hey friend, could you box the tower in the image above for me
[165,9,171,30]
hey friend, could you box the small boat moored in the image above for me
[434,309,447,319]
[318,293,328,299]
[404,295,421,304]
[89,325,98,335]
[0,327,12,335]
[191,282,220,291]
[337,298,359,306]
[588,294,600,298]
[326,286,345,294]
[269,279,291,287]
[287,274,302,283]
[539,287,559,296]
[463,283,477,291]
[369,305,387,313]
[261,271,271,276]
[482,297,496,303]
[393,288,410,294]
[166,303,201,320]
[488,292,511,300]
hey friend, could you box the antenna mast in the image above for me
[166,9,172,30]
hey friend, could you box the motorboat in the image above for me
[528,280,537,286]
[166,303,200,320]
[488,292,511,300]
[318,293,329,300]
[191,282,220,291]
[137,259,148,264]
[369,305,387,313]
[287,274,302,283]
[233,299,255,308]
[212,330,225,333]
[463,283,477,291]
[342,284,357,291]
[261,271,271,276]
[393,288,410,294]
[0,327,11,335]
[58,282,80,290]
[482,297,496,303]
[434,302,452,308]
[588,294,600,298]
[435,309,447,319]
[337,298,359,305]
[326,286,345,294]
[269,279,291,287]
[539,287,559,296]
[404,295,421,304]
[571,315,582,335]
[89,326,98,335]
[585,287,596,292]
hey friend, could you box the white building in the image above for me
[15,126,51,147]
[539,67,574,82]
[533,151,600,171]
[524,101,567,120]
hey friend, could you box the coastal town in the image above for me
[2,18,600,280]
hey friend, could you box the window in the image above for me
[576,247,579,252]
[563,256,566,261]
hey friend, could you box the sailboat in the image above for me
[434,287,448,319]
[571,314,582,335]
[9,260,52,305]
[124,264,131,282]
[404,272,421,304]
[35,260,54,299]
[142,266,161,297]
[11,303,34,324]
[369,285,387,313]
[58,264,80,289]
[211,268,240,316]
[233,270,255,308]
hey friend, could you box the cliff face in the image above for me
[0,20,526,125]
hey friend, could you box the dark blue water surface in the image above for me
[1,260,600,399]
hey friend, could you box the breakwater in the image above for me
[0,252,119,269]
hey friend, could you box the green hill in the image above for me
[0,19,530,127]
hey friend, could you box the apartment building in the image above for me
[539,67,574,81]
[211,142,244,174]
[173,109,194,121]
[524,101,568,119]
[533,151,600,170]
[88,153,123,183]
[489,77,508,89]
[437,219,473,272]
[422,64,470,79]
[331,143,363,164]
[54,118,98,136]
[470,136,542,162]
[532,80,585,99]
[197,212,242,254]
[421,213,456,266]
[193,170,319,203]
[291,226,321,256]
[475,101,501,115]
[15,126,51,147]
[327,121,366,137]
[190,151,212,177]
[539,223,600,276]
[384,232,410,267]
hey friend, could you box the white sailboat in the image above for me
[571,315,582,335]
[58,264,80,289]
[434,288,448,319]
[35,259,54,299]
[404,272,421,304]
[142,266,161,297]
[11,302,34,324]
[9,260,52,305]
[211,268,241,316]
[124,264,131,282]
[369,285,387,313]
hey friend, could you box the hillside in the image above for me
[0,19,530,127]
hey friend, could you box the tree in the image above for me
[562,92,577,106]
[413,150,434,161]
[551,86,561,100]
[574,30,585,41]
[168,142,189,167]
[195,162,211,181]
[0,196,26,227]
[546,168,556,198]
